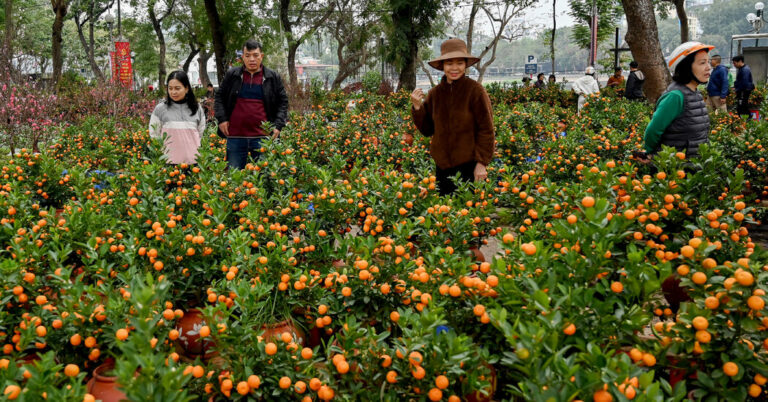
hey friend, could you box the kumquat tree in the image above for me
[0,79,767,401]
[3,0,768,400]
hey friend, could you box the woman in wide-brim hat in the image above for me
[411,38,495,196]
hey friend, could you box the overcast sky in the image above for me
[521,1,577,28]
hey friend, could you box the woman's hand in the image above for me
[474,163,487,182]
[632,150,652,165]
[410,88,424,110]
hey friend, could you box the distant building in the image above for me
[12,54,52,81]
[687,0,714,8]
[689,16,702,40]
[186,56,218,87]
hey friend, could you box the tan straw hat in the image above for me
[427,38,480,70]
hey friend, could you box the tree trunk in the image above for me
[50,0,70,91]
[466,0,480,53]
[203,0,226,84]
[476,39,502,84]
[330,13,368,91]
[621,0,669,102]
[332,52,366,90]
[397,38,418,91]
[156,35,166,91]
[182,43,199,73]
[674,0,688,43]
[198,48,211,87]
[279,0,296,87]
[75,16,105,81]
[331,62,357,89]
[287,43,299,88]
[40,57,49,77]
[3,0,14,77]
[87,4,105,80]
[278,0,334,89]
[149,9,167,92]
[551,0,556,73]
[474,3,518,84]
[393,2,418,92]
[331,40,350,90]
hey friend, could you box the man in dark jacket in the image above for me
[706,55,729,114]
[214,39,289,169]
[732,55,755,117]
[624,61,645,101]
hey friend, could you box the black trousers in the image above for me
[435,160,475,196]
[736,90,752,116]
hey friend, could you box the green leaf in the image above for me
[533,290,550,310]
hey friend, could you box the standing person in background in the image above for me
[572,66,600,113]
[214,39,289,169]
[410,38,495,196]
[202,83,216,121]
[534,73,546,89]
[625,61,646,101]
[732,55,755,117]
[149,70,206,165]
[705,55,729,114]
[606,67,624,88]
[548,74,557,86]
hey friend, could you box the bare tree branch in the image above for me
[419,59,436,87]
[461,0,536,83]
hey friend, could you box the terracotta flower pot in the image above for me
[661,275,691,313]
[260,319,306,346]
[87,362,127,402]
[403,133,414,146]
[469,246,486,263]
[175,308,217,359]
[667,356,698,389]
[16,353,41,368]
[465,363,497,402]
[306,325,325,348]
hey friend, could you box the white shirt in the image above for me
[572,75,600,96]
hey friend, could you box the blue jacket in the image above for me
[706,64,729,98]
[735,65,755,92]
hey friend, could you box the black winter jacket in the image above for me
[214,66,289,137]
[625,70,645,100]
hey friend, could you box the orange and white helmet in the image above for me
[668,41,714,73]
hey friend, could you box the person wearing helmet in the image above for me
[572,66,600,113]
[642,42,713,160]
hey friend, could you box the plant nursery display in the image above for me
[0,83,767,401]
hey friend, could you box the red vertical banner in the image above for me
[110,51,117,82]
[114,41,133,87]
